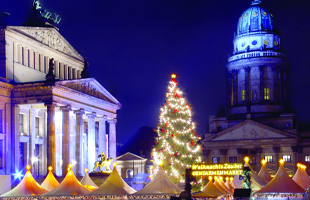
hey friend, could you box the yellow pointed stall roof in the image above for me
[89,163,136,195]
[218,177,233,195]
[201,179,224,196]
[192,191,217,198]
[43,167,91,196]
[80,168,98,191]
[1,165,48,197]
[41,166,60,191]
[292,163,310,190]
[214,179,230,195]
[134,166,181,195]
[229,177,237,189]
[255,160,305,194]
[258,160,272,182]
[244,158,268,191]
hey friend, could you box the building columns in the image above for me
[259,65,265,101]
[255,147,263,171]
[108,119,117,167]
[87,112,96,171]
[60,105,71,176]
[273,146,281,170]
[219,149,228,163]
[98,116,107,156]
[74,109,84,176]
[12,105,20,172]
[29,108,36,175]
[46,102,56,173]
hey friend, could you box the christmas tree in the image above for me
[152,74,203,189]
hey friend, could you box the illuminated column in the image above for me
[60,105,71,176]
[273,146,280,170]
[12,105,20,171]
[291,146,300,173]
[5,103,12,174]
[46,102,56,173]
[29,108,36,174]
[87,112,96,171]
[29,50,34,69]
[232,69,238,105]
[259,66,265,101]
[255,147,262,171]
[273,67,278,102]
[108,118,117,168]
[203,149,211,163]
[219,149,227,163]
[98,116,107,156]
[244,67,251,104]
[237,148,247,163]
[227,71,233,106]
[70,114,76,173]
[74,109,84,176]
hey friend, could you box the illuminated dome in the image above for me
[232,0,281,54]
[237,0,276,36]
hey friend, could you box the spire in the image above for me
[251,0,262,5]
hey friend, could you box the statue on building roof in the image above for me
[45,58,56,83]
[24,0,61,27]
[81,58,90,78]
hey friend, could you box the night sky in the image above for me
[1,0,310,144]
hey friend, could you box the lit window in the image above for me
[305,156,310,162]
[212,157,220,164]
[242,90,246,101]
[282,155,291,162]
[264,88,270,100]
[229,156,237,163]
[19,114,24,134]
[35,117,39,137]
[264,155,273,162]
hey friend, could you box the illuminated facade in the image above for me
[0,25,121,177]
[202,0,309,175]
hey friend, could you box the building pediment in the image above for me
[117,152,147,161]
[56,78,121,107]
[205,120,297,142]
[7,26,83,60]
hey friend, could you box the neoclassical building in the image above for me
[0,25,121,178]
[202,0,309,176]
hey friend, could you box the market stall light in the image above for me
[13,170,23,180]
[261,159,267,165]
[244,156,249,163]
[48,166,52,171]
[84,168,88,173]
[279,159,285,165]
[68,163,72,169]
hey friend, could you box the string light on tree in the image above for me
[152,74,203,191]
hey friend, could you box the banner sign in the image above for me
[191,163,243,176]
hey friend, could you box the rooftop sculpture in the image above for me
[25,0,61,27]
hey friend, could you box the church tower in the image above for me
[207,0,296,136]
[202,1,302,173]
[227,0,289,119]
